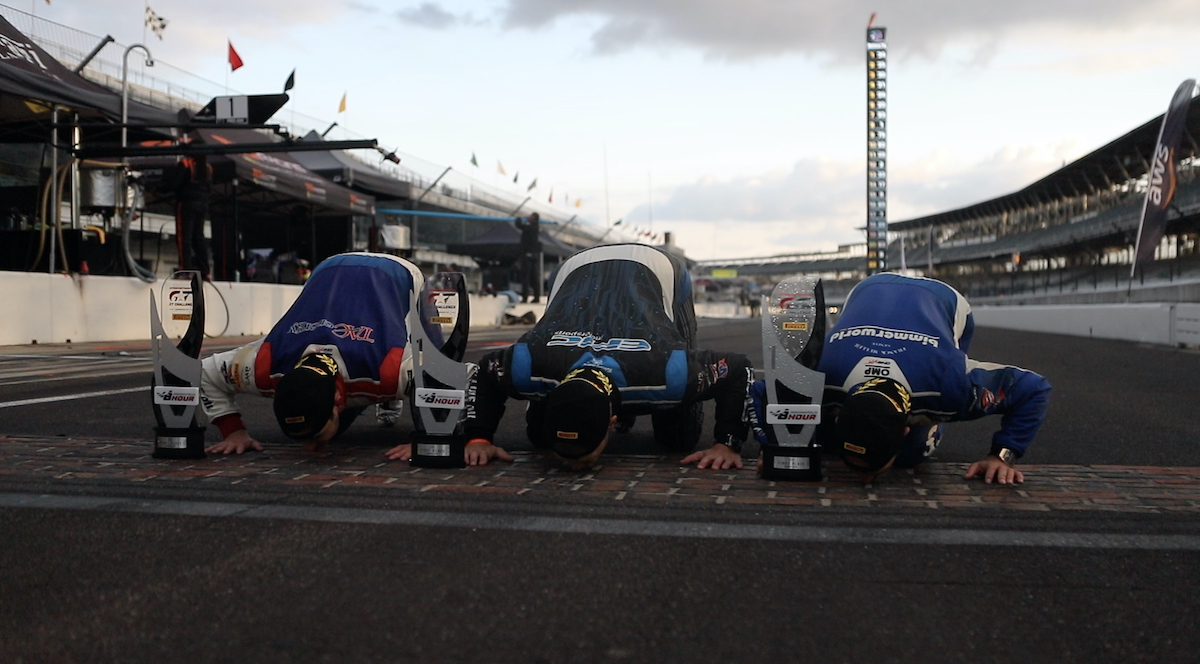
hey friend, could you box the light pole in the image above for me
[121,43,153,148]
[120,44,158,283]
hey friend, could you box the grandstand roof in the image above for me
[891,97,1200,231]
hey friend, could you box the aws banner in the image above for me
[1132,79,1196,275]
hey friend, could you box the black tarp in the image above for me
[291,131,411,201]
[0,16,176,126]
[447,220,575,265]
[196,127,375,216]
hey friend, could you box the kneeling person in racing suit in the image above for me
[789,273,1052,484]
[458,244,754,470]
[200,252,442,458]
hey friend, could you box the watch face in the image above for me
[998,449,1015,465]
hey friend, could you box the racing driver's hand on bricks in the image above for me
[205,428,263,455]
[384,443,412,461]
[681,443,744,470]
[464,440,514,466]
[965,455,1025,485]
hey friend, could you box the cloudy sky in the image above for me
[32,0,1200,259]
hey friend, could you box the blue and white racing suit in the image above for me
[754,273,1051,466]
[200,252,441,440]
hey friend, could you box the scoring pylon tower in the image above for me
[866,22,888,274]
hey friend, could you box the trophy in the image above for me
[150,271,206,459]
[759,276,826,481]
[408,272,472,468]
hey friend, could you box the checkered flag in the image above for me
[145,6,168,40]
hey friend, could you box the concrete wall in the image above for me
[3,270,1194,348]
[972,303,1200,347]
[0,272,508,346]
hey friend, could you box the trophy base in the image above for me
[761,445,822,481]
[153,426,207,460]
[409,433,466,469]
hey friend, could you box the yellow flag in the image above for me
[574,198,582,208]
[338,92,346,113]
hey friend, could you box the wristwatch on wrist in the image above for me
[995,448,1017,466]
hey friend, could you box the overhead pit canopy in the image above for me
[290,131,411,201]
[447,220,575,265]
[0,15,175,128]
[196,127,375,215]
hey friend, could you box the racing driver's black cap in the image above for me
[273,353,339,439]
[541,367,621,459]
[835,377,911,473]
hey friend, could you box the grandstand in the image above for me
[699,100,1200,305]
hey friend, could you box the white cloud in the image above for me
[496,0,1200,61]
[646,158,860,222]
[396,4,460,29]
[890,142,1083,219]
[630,142,1081,259]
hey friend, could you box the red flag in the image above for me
[228,41,244,71]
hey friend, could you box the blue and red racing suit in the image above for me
[200,252,441,439]
[753,273,1050,466]
[465,244,753,451]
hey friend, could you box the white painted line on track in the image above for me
[0,354,151,361]
[0,386,149,408]
[2,491,1199,551]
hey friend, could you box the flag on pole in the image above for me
[338,92,347,113]
[1132,79,1196,276]
[145,6,168,40]
[513,172,519,184]
[548,189,553,203]
[526,177,538,192]
[228,41,244,71]
[575,199,582,208]
[283,69,295,92]
[612,219,622,226]
[497,161,506,175]
[470,152,478,167]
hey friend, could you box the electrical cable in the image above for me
[200,278,230,338]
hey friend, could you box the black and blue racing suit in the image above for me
[465,244,753,452]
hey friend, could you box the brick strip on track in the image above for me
[2,436,1198,513]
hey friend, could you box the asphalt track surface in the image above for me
[2,318,1199,663]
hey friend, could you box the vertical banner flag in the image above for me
[1132,79,1196,276]
[526,177,538,192]
[497,161,506,176]
[338,92,347,113]
[470,152,478,167]
[146,6,168,39]
[283,69,295,92]
[228,41,244,71]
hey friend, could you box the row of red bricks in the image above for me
[2,437,1200,513]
